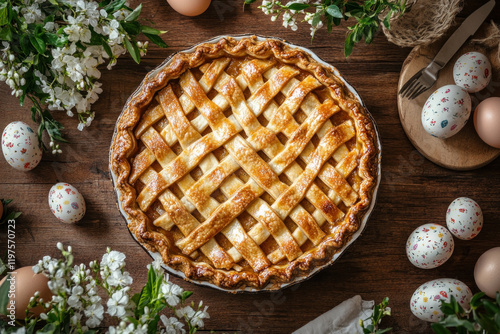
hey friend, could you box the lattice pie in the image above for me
[110,36,379,290]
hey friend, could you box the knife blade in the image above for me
[433,0,496,68]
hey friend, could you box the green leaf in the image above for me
[312,11,322,27]
[144,33,168,48]
[29,35,46,54]
[383,11,392,29]
[470,292,486,309]
[483,300,500,315]
[0,26,12,41]
[431,323,451,334]
[140,25,167,35]
[0,274,11,315]
[124,38,141,64]
[125,4,142,22]
[287,3,309,10]
[148,314,160,334]
[37,322,57,334]
[121,21,141,36]
[375,328,392,334]
[344,32,354,57]
[105,0,127,13]
[326,5,343,18]
[136,266,155,317]
[0,2,9,26]
[181,291,193,302]
[244,0,258,3]
[100,0,112,8]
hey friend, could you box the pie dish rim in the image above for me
[109,34,382,292]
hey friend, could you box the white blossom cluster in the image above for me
[260,0,324,36]
[0,0,149,134]
[30,244,209,334]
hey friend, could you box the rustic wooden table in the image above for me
[1,1,500,333]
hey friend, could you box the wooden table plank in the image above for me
[1,0,500,333]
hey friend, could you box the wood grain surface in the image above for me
[398,24,500,171]
[1,1,500,333]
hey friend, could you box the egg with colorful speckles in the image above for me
[453,52,492,93]
[410,278,472,322]
[2,121,42,171]
[446,197,483,240]
[421,85,471,139]
[48,183,86,224]
[406,223,454,269]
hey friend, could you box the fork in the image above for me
[398,0,496,100]
[399,61,443,100]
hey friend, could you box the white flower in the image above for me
[161,282,183,307]
[147,257,163,276]
[184,303,210,329]
[106,270,133,287]
[101,250,126,271]
[84,303,104,328]
[67,294,82,309]
[160,315,186,334]
[107,289,129,317]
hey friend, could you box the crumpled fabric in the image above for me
[293,295,374,334]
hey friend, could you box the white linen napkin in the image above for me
[292,295,374,334]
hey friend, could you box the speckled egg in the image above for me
[421,85,471,139]
[410,278,473,322]
[406,223,454,269]
[453,52,492,93]
[2,121,42,171]
[48,183,86,224]
[446,197,483,240]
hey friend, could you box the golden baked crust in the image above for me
[110,36,379,290]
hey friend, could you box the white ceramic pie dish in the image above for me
[110,34,382,292]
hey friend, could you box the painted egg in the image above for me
[453,52,492,93]
[421,85,471,139]
[48,183,86,224]
[406,223,454,269]
[2,121,42,171]
[410,278,473,322]
[446,197,483,240]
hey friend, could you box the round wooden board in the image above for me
[397,24,500,171]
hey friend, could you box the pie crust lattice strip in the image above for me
[110,36,380,290]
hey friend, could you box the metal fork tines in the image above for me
[399,62,443,100]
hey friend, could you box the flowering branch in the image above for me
[0,243,209,334]
[0,0,167,153]
[245,0,406,57]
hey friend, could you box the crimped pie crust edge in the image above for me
[110,35,379,290]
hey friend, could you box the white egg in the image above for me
[48,183,86,224]
[453,52,492,93]
[2,121,42,171]
[421,85,471,139]
[410,278,472,322]
[446,197,483,240]
[406,223,454,269]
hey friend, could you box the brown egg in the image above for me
[0,266,53,319]
[474,247,500,298]
[166,0,211,16]
[473,97,500,148]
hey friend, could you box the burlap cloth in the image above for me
[382,0,464,47]
[382,1,500,66]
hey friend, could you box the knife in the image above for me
[433,0,496,68]
[399,0,496,99]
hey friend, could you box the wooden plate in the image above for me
[397,24,500,170]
